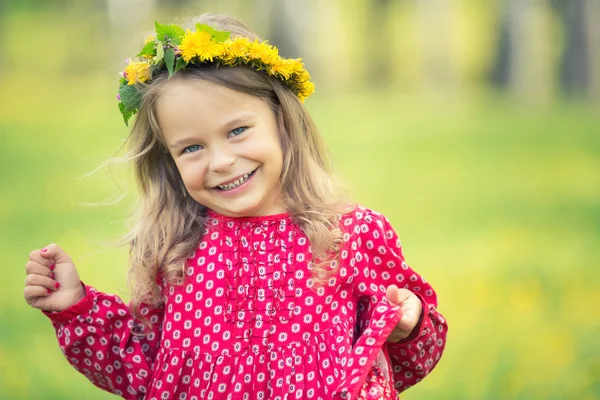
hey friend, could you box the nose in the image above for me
[208,145,235,172]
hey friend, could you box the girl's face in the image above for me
[156,77,286,217]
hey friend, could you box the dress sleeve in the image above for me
[342,207,448,397]
[42,283,164,400]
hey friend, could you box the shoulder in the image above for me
[340,204,392,232]
[339,204,399,246]
[339,205,405,272]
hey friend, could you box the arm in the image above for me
[349,208,448,393]
[43,284,164,400]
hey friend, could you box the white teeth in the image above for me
[217,172,251,190]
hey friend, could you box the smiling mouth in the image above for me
[214,168,258,191]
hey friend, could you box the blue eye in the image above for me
[183,144,202,154]
[229,127,247,137]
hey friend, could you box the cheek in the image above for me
[272,145,284,170]
[177,162,206,190]
[263,138,284,166]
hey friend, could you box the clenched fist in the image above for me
[386,284,423,343]
[24,244,86,312]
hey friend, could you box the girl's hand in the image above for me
[24,244,85,312]
[385,284,423,342]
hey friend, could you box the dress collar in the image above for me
[206,209,292,224]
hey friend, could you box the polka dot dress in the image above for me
[44,206,447,399]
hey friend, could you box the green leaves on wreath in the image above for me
[137,40,157,58]
[175,57,187,74]
[154,43,165,65]
[118,83,142,126]
[118,102,137,126]
[155,21,185,45]
[165,47,175,77]
[195,23,231,42]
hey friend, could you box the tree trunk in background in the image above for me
[252,0,309,59]
[490,4,511,89]
[365,0,393,88]
[490,0,552,103]
[252,0,314,83]
[585,0,600,101]
[552,0,598,99]
[414,0,459,98]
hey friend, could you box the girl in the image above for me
[23,13,447,400]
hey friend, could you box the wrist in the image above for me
[71,283,87,306]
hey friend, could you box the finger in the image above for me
[25,260,54,278]
[39,243,71,264]
[24,285,52,300]
[29,249,55,269]
[386,285,411,306]
[25,274,59,291]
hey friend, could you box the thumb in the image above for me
[39,243,73,265]
[386,284,411,306]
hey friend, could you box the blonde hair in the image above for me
[120,13,349,322]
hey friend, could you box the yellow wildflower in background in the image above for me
[124,61,151,85]
[180,30,224,62]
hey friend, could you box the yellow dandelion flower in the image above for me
[303,81,315,96]
[297,80,315,101]
[223,37,251,63]
[287,58,305,75]
[297,69,312,83]
[269,58,295,79]
[124,61,151,85]
[258,44,279,66]
[179,30,224,62]
[144,35,155,45]
[247,41,277,66]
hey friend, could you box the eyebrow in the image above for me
[168,112,256,148]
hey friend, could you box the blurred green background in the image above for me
[1,0,599,399]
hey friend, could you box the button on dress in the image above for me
[44,206,448,399]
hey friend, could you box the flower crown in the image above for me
[117,21,315,125]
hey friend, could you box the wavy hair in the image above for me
[118,13,349,323]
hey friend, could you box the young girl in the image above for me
[23,13,447,400]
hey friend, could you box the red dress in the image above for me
[44,206,447,399]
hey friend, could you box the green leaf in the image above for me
[118,102,137,126]
[137,40,156,58]
[212,30,231,43]
[118,83,142,115]
[165,47,175,77]
[195,23,215,34]
[195,23,230,43]
[155,21,185,45]
[154,44,165,65]
[174,57,187,73]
